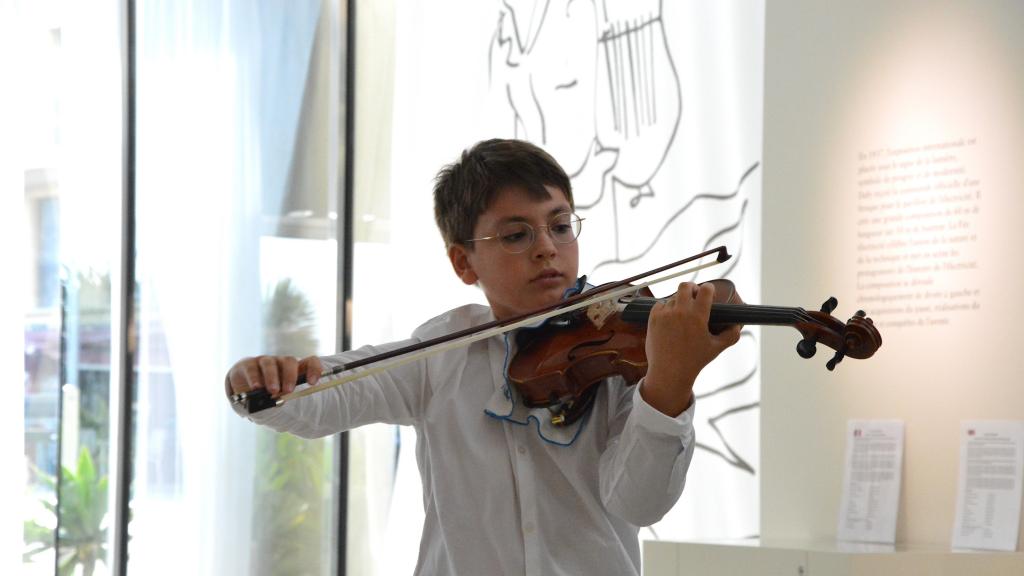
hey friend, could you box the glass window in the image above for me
[17,1,123,575]
[12,1,349,575]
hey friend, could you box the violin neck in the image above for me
[620,298,807,327]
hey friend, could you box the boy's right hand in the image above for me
[226,355,323,398]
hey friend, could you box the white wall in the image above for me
[762,0,1024,547]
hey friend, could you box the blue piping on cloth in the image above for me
[483,276,594,447]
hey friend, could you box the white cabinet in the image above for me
[643,539,1024,576]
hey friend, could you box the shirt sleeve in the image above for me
[226,336,431,439]
[597,377,696,526]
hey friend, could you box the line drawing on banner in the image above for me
[487,0,761,485]
[490,0,682,227]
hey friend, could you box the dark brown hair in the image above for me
[433,139,573,248]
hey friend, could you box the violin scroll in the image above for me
[795,298,882,371]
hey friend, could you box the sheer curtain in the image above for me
[133,5,259,569]
[132,1,340,574]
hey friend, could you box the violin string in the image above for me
[716,304,817,324]
[274,257,728,406]
[712,306,808,325]
[625,299,817,325]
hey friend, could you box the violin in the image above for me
[231,247,882,420]
[509,278,882,426]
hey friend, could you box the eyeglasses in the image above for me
[464,212,584,254]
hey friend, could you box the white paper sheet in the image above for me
[952,420,1024,551]
[837,420,904,544]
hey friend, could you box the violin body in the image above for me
[511,300,650,424]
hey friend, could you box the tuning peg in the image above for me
[820,297,838,314]
[826,350,845,371]
[796,338,817,359]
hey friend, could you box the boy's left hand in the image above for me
[640,281,743,417]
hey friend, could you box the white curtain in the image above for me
[132,1,328,574]
[133,3,259,572]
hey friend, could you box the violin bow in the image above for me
[231,246,732,414]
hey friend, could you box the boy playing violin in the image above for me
[225,138,742,575]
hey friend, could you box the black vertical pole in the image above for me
[336,0,356,574]
[54,279,67,575]
[113,0,137,573]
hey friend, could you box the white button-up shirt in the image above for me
[235,304,695,575]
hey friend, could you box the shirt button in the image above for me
[524,522,535,534]
[517,445,527,455]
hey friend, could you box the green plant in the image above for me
[263,278,318,357]
[24,446,109,576]
[253,430,330,575]
[252,278,327,576]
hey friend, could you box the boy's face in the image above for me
[448,185,580,320]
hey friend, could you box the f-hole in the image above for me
[567,331,616,361]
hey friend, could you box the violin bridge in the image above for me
[586,299,616,330]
